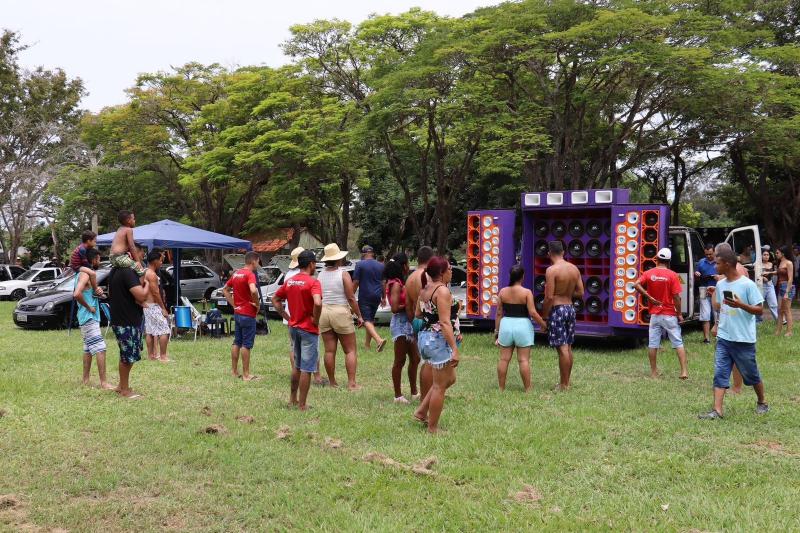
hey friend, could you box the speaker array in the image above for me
[466,214,500,317]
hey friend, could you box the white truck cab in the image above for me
[668,225,762,320]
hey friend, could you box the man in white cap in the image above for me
[634,247,689,379]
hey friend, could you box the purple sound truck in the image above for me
[466,188,763,338]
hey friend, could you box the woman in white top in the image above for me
[318,243,364,390]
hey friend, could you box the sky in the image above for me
[5,0,495,112]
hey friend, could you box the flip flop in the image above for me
[377,339,388,353]
[313,378,330,387]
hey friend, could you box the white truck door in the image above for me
[668,229,692,316]
[724,225,763,290]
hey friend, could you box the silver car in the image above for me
[166,261,222,301]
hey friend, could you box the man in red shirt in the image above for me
[634,248,689,379]
[223,251,261,381]
[273,250,322,411]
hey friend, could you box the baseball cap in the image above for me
[297,250,316,268]
[657,248,672,261]
[761,245,771,251]
[361,245,374,254]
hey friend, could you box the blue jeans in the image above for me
[713,338,761,388]
[418,330,454,369]
[233,314,257,349]
[290,327,319,373]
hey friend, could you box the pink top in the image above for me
[385,278,406,309]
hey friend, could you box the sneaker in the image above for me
[756,402,770,415]
[703,339,710,344]
[411,393,421,401]
[394,396,410,404]
[698,409,723,420]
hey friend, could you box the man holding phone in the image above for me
[699,243,768,419]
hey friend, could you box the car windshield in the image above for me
[16,270,38,281]
[260,267,280,285]
[54,274,78,291]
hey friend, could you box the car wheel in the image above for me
[11,289,25,300]
[204,287,216,300]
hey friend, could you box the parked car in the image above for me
[164,260,222,301]
[13,269,110,330]
[0,267,63,300]
[0,264,26,283]
[373,266,473,328]
[210,261,282,314]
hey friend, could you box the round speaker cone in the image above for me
[587,220,602,237]
[569,239,584,257]
[644,228,658,242]
[586,276,602,294]
[468,216,479,230]
[568,220,584,237]
[572,297,585,313]
[534,275,546,292]
[469,230,479,243]
[534,295,545,311]
[644,212,658,226]
[642,260,656,271]
[534,221,549,237]
[468,258,479,271]
[587,239,602,257]
[535,240,548,257]
[587,296,602,314]
[643,244,657,258]
[552,221,567,238]
[470,244,479,257]
[469,287,479,299]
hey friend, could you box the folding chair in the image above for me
[180,296,205,341]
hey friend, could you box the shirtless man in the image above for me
[110,210,146,277]
[405,245,434,400]
[143,250,171,362]
[541,241,583,390]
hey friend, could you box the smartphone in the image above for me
[723,290,735,301]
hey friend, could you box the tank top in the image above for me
[502,302,528,318]
[385,278,406,309]
[419,284,461,335]
[73,274,100,325]
[318,267,348,305]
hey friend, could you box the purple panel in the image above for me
[521,188,631,210]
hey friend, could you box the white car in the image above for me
[0,267,63,300]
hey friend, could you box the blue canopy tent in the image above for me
[96,219,252,307]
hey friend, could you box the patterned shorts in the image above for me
[80,319,106,356]
[144,304,170,336]
[548,304,576,348]
[112,325,143,365]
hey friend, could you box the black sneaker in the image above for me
[756,403,770,415]
[703,339,710,344]
[698,409,723,420]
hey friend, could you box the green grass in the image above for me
[1,301,799,531]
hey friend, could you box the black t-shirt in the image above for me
[109,267,143,327]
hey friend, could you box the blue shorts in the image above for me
[390,312,414,342]
[777,281,796,300]
[290,327,319,373]
[358,300,379,322]
[233,314,257,349]
[112,325,142,365]
[548,305,575,347]
[713,338,762,388]
[418,330,453,369]
[498,317,535,348]
[648,314,683,349]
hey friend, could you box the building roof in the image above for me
[248,228,296,253]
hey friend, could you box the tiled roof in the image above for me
[247,228,295,253]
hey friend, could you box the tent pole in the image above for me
[174,248,181,306]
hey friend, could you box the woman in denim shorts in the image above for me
[412,256,461,434]
[775,245,795,337]
[384,253,421,404]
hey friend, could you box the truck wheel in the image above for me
[11,289,25,300]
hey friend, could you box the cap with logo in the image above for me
[361,245,374,254]
[297,250,317,268]
[656,248,672,261]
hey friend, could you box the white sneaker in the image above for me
[411,394,421,401]
[394,396,410,404]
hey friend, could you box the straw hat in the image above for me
[289,246,305,269]
[321,243,348,262]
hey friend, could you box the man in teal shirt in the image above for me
[699,243,768,419]
[73,248,114,390]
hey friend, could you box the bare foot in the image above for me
[117,389,143,399]
[650,371,662,379]
[785,332,793,337]
[159,358,173,363]
[730,388,742,395]
[413,412,427,424]
[348,384,363,391]
[231,372,241,379]
[242,375,261,382]
[679,374,689,380]
[148,355,157,361]
[100,382,116,391]
[553,384,570,391]
[82,379,90,386]
[328,382,339,389]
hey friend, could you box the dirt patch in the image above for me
[363,452,403,468]
[0,408,7,418]
[204,424,227,435]
[790,396,800,404]
[200,406,212,416]
[411,456,437,476]
[512,485,543,504]
[748,440,798,456]
[323,437,343,449]
[235,415,254,424]
[275,426,292,440]
[0,495,20,510]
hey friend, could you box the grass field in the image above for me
[1,301,799,531]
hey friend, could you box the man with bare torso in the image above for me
[143,250,171,362]
[405,246,434,400]
[542,241,584,390]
